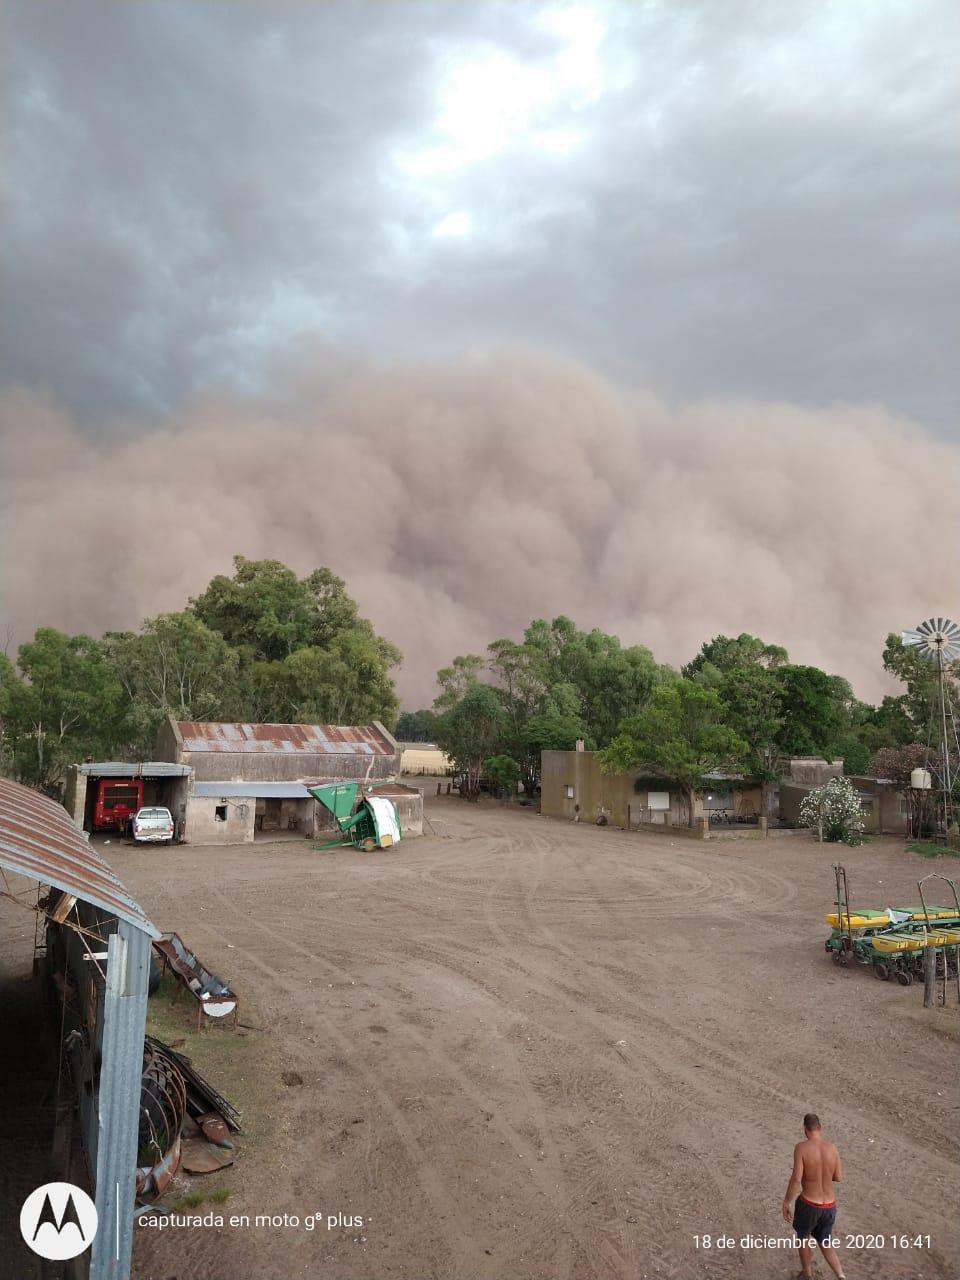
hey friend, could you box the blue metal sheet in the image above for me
[192,782,313,799]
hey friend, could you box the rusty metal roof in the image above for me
[0,777,159,937]
[176,721,396,756]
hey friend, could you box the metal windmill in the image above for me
[901,617,960,833]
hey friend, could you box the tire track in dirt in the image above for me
[401,826,940,1280]
[172,896,484,1280]
[507,829,958,1277]
[298,836,960,1221]
[212,845,701,1278]
[477,832,669,1277]
[502,831,750,1277]
[554,832,960,1160]
[192,881,588,1280]
[122,814,958,1280]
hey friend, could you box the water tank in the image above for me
[911,767,932,790]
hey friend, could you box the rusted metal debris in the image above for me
[138,1038,187,1202]
[197,1112,234,1149]
[138,1037,242,1198]
[180,1138,234,1175]
[153,932,238,1029]
[147,1035,242,1134]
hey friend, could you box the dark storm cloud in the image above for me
[2,0,957,428]
[2,2,958,707]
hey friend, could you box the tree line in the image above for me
[407,619,956,809]
[0,557,400,791]
[3,555,952,814]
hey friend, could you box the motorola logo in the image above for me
[20,1182,98,1261]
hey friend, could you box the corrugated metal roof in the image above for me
[192,781,313,799]
[0,777,159,937]
[176,721,396,756]
[78,761,192,777]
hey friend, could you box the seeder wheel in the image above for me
[896,970,913,987]
[873,960,889,981]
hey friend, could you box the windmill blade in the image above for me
[902,618,960,663]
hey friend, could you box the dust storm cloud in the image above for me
[1,349,956,705]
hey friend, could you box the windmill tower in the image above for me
[901,617,960,834]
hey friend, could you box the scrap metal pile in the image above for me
[824,864,960,987]
[137,929,241,1202]
[153,931,239,1029]
[138,1035,241,1202]
[137,931,242,1201]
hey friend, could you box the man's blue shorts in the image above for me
[793,1196,837,1244]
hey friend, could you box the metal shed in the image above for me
[0,777,157,1280]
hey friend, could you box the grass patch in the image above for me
[908,841,960,859]
[171,1186,232,1211]
[172,1192,205,1211]
[146,973,278,1157]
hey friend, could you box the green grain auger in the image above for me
[309,783,402,852]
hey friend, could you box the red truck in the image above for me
[92,778,144,833]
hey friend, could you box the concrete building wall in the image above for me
[849,777,909,834]
[63,765,87,825]
[779,782,807,827]
[155,717,181,764]
[185,795,256,845]
[779,777,909,834]
[163,774,191,839]
[252,796,316,836]
[541,751,765,829]
[182,790,419,844]
[541,751,695,827]
[786,758,844,786]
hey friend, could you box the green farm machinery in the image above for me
[309,783,402,852]
[824,864,960,988]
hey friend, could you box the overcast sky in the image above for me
[3,0,958,432]
[2,2,958,704]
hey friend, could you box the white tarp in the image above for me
[367,796,401,845]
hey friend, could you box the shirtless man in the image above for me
[782,1113,846,1280]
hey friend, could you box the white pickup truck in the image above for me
[131,806,175,845]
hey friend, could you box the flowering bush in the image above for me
[800,776,866,845]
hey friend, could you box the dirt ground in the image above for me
[113,793,958,1280]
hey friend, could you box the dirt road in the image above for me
[121,797,958,1280]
